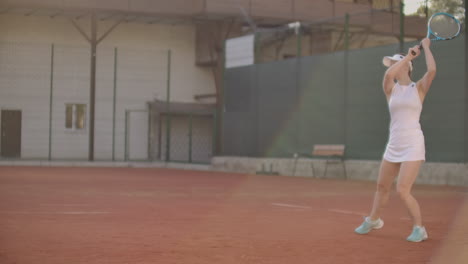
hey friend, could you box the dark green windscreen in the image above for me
[223,36,466,162]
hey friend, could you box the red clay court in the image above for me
[0,166,467,264]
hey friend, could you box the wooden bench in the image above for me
[312,144,346,179]
[292,144,346,178]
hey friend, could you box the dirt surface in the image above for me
[0,166,466,264]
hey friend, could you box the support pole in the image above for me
[165,50,172,162]
[112,47,117,161]
[344,13,349,158]
[399,1,405,53]
[212,110,217,158]
[88,12,97,161]
[69,13,123,161]
[147,105,152,161]
[294,25,302,153]
[48,44,55,161]
[189,114,193,163]
[124,110,128,161]
[465,0,468,162]
[344,14,349,51]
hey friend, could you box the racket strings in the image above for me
[429,15,460,39]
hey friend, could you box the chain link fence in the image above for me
[0,41,216,164]
[223,35,466,162]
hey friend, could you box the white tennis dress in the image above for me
[383,82,425,162]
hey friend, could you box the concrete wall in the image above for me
[212,157,468,187]
[0,13,215,160]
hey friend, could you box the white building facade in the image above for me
[0,13,215,161]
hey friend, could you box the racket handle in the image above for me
[410,44,423,56]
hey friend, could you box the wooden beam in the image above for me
[70,18,91,43]
[97,18,124,44]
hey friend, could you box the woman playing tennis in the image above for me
[354,38,436,242]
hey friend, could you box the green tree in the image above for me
[414,0,465,21]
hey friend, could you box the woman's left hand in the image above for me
[409,45,421,58]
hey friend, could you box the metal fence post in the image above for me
[165,50,172,162]
[295,24,302,153]
[465,0,468,162]
[212,110,217,158]
[124,110,129,161]
[399,1,405,53]
[189,114,193,163]
[112,47,117,161]
[344,13,350,159]
[48,44,55,161]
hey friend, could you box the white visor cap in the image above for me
[383,54,413,71]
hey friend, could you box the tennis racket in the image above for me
[411,12,461,56]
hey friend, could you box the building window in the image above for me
[65,104,86,130]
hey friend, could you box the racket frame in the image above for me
[411,12,461,55]
[426,12,462,41]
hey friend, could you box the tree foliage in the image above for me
[414,0,465,22]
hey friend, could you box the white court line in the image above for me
[328,209,366,216]
[330,210,428,222]
[0,211,109,215]
[40,204,91,207]
[271,203,312,209]
[271,204,415,222]
[58,211,109,215]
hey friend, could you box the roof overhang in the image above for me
[0,0,426,38]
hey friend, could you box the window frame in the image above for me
[65,103,87,131]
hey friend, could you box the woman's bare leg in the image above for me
[396,160,423,226]
[369,159,401,221]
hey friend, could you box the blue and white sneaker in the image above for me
[406,226,428,242]
[354,217,384,234]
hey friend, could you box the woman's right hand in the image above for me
[420,38,431,50]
